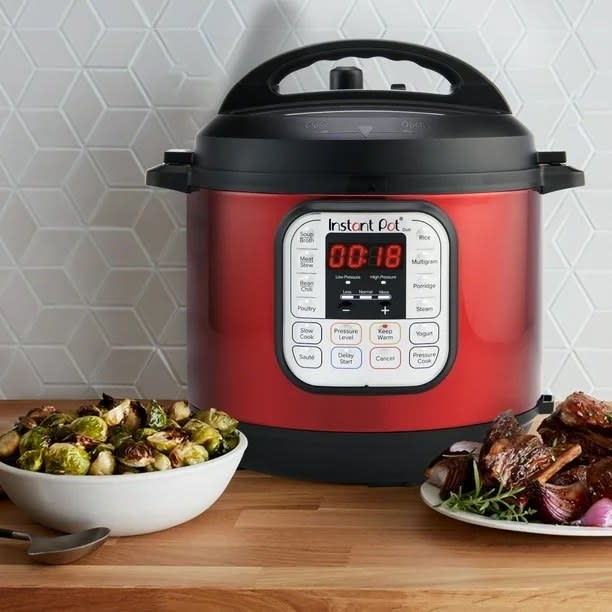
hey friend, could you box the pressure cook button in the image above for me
[292,345,322,368]
[331,347,362,369]
[407,297,439,318]
[409,346,439,369]
[409,322,439,345]
[370,347,401,369]
[331,322,362,345]
[369,322,401,345]
[292,322,322,345]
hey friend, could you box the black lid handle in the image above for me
[219,39,510,114]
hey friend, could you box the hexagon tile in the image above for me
[0,0,608,401]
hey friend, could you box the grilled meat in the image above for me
[557,391,612,428]
[550,464,589,486]
[538,413,612,458]
[480,410,525,458]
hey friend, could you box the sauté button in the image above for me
[370,347,401,369]
[369,322,401,345]
[292,322,322,345]
[331,347,362,369]
[409,346,439,369]
[409,322,439,344]
[331,322,362,345]
[292,345,322,368]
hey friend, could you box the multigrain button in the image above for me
[370,347,401,369]
[292,322,322,344]
[410,251,440,269]
[369,322,401,345]
[331,322,362,345]
[409,322,439,344]
[331,347,362,369]
[292,345,322,368]
[409,346,439,369]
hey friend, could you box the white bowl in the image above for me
[0,432,247,537]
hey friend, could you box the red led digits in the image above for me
[327,243,403,270]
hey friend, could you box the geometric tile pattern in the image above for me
[0,0,606,400]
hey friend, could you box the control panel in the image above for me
[277,202,455,391]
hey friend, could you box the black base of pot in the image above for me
[238,396,553,486]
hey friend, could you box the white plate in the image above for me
[420,481,612,536]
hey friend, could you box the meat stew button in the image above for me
[292,345,322,368]
[409,346,439,369]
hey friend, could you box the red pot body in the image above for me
[187,189,540,433]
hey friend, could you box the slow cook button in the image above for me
[369,322,401,344]
[331,322,362,345]
[406,297,439,318]
[293,222,319,249]
[409,346,439,369]
[409,322,439,344]
[292,322,322,344]
[292,345,322,369]
[370,347,401,369]
[331,347,362,369]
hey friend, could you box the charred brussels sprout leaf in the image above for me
[194,408,238,435]
[169,442,208,468]
[19,426,52,454]
[97,393,119,410]
[44,443,90,475]
[116,440,154,468]
[71,416,108,442]
[134,427,157,442]
[39,412,75,428]
[0,429,20,458]
[77,404,102,417]
[124,401,146,432]
[147,401,168,430]
[108,426,132,449]
[17,449,44,472]
[183,419,222,453]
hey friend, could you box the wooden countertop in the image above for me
[1,401,611,611]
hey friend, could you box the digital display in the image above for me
[327,242,403,270]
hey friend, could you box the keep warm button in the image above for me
[409,346,439,369]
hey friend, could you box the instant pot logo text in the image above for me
[328,218,401,232]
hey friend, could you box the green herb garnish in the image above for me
[439,459,537,523]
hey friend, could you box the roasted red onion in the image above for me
[580,498,612,527]
[449,441,482,456]
[424,452,474,500]
[528,480,591,524]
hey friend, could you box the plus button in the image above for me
[381,306,390,315]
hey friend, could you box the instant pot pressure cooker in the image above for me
[147,40,584,484]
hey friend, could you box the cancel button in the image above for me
[409,346,439,369]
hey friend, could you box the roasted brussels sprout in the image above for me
[0,429,20,458]
[134,427,157,442]
[71,416,108,442]
[17,449,44,472]
[108,426,132,448]
[104,398,131,427]
[97,393,119,410]
[50,423,74,443]
[169,442,208,468]
[44,443,91,475]
[146,428,188,452]
[151,449,172,471]
[39,412,75,428]
[194,408,238,435]
[116,440,154,468]
[183,419,222,453]
[167,400,191,423]
[220,431,240,454]
[19,426,52,454]
[146,401,168,430]
[89,449,115,475]
[77,404,102,417]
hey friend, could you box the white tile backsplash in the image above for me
[0,0,609,399]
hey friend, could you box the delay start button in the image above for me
[409,346,439,369]
[331,347,362,369]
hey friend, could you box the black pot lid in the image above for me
[146,40,584,195]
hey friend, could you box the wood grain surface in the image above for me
[1,401,611,611]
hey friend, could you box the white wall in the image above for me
[0,0,607,399]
